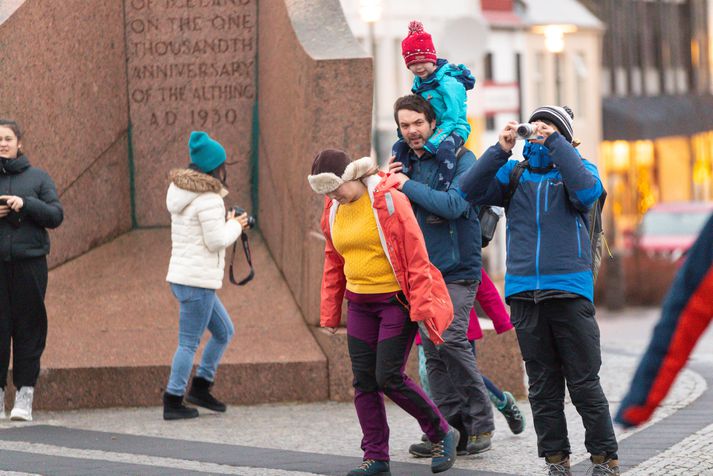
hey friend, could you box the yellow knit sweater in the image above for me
[332,192,401,294]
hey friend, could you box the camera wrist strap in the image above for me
[229,234,254,285]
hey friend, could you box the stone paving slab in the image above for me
[0,346,709,475]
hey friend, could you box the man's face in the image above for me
[397,109,435,151]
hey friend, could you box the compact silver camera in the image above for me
[516,123,541,140]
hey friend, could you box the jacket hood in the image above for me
[0,154,31,175]
[166,168,226,214]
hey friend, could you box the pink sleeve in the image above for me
[467,307,483,341]
[476,269,513,334]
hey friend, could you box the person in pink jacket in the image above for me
[411,268,525,456]
[308,149,459,476]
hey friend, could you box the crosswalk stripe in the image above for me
[0,440,323,476]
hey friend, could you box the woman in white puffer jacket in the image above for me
[163,131,249,421]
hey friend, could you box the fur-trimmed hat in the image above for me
[307,149,376,194]
[529,105,575,143]
[401,21,437,67]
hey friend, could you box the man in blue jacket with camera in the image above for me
[389,94,494,457]
[459,106,619,476]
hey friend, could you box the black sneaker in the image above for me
[347,459,391,476]
[162,392,199,420]
[186,376,226,412]
[498,391,525,435]
[408,440,432,458]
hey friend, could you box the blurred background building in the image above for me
[580,0,713,250]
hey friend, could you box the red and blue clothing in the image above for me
[616,213,713,427]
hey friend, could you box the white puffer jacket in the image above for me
[165,169,242,289]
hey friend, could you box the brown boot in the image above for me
[589,455,620,475]
[545,453,571,476]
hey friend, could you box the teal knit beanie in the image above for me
[189,131,226,173]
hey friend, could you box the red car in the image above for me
[634,202,713,261]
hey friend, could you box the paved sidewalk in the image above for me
[0,309,711,475]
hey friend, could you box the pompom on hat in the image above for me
[307,149,376,194]
[189,131,226,173]
[401,21,437,67]
[528,105,575,143]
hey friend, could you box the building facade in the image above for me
[581,0,713,247]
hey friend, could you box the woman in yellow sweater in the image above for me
[308,149,458,476]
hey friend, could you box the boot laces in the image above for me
[359,459,376,470]
[503,402,523,421]
[586,461,617,476]
[546,461,570,476]
[431,439,445,457]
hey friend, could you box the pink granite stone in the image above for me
[0,0,132,268]
[35,229,328,410]
[124,0,257,226]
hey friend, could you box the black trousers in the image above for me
[0,257,49,389]
[510,297,618,459]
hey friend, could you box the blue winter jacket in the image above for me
[459,132,603,301]
[401,147,482,283]
[412,59,473,155]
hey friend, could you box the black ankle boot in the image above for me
[186,376,226,412]
[163,392,199,420]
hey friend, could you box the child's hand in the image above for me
[498,121,518,152]
[387,155,403,174]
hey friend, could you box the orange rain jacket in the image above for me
[318,172,454,345]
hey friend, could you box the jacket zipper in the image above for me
[576,216,582,258]
[535,179,544,288]
[449,225,457,263]
[545,181,550,212]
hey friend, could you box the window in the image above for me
[573,52,588,117]
[554,52,564,105]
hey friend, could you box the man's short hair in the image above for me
[393,94,436,125]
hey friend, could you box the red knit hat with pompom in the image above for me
[401,21,437,67]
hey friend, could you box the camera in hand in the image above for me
[230,206,256,229]
[516,123,541,140]
[0,198,6,206]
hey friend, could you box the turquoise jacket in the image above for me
[411,59,473,154]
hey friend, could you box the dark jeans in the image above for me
[510,297,618,458]
[0,257,49,389]
[346,290,448,461]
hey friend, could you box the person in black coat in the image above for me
[0,119,63,421]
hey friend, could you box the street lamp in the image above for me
[359,0,382,163]
[532,24,578,53]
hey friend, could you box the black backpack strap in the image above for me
[503,159,528,213]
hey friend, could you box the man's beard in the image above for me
[406,135,426,150]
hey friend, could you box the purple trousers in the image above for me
[346,290,449,461]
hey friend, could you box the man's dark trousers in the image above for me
[510,297,618,458]
[421,282,495,436]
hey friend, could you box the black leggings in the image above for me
[0,257,49,389]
